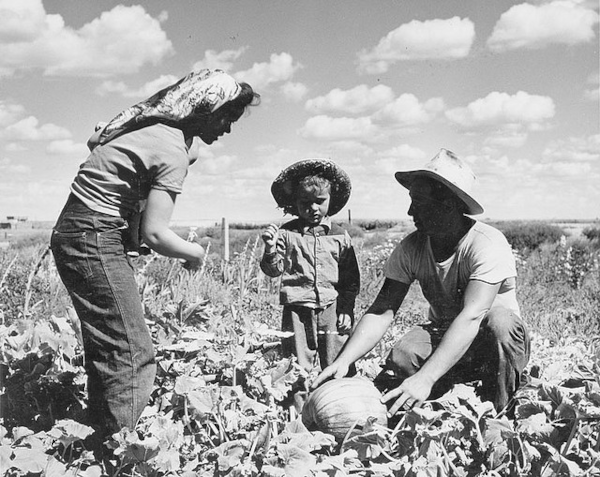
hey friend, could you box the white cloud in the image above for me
[487,1,599,52]
[233,52,302,91]
[0,0,47,42]
[483,131,529,149]
[96,74,178,98]
[0,157,30,174]
[374,145,428,174]
[46,139,88,156]
[4,143,27,152]
[542,134,600,162]
[305,84,394,115]
[0,1,173,77]
[299,116,377,142]
[445,91,555,130]
[584,87,600,101]
[2,116,71,141]
[193,154,238,175]
[192,47,248,72]
[373,94,445,125]
[280,82,308,102]
[357,17,475,74]
[584,71,600,101]
[0,101,25,126]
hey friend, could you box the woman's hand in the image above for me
[182,243,205,270]
[142,189,207,262]
[261,224,280,253]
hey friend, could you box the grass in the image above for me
[1,220,599,345]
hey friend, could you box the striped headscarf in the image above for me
[96,69,242,146]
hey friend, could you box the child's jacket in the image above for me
[260,217,360,315]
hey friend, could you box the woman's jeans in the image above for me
[50,195,156,447]
[374,307,530,412]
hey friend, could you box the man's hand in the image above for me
[310,361,350,390]
[381,372,435,416]
[261,224,280,253]
[337,313,352,334]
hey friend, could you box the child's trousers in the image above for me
[281,303,348,372]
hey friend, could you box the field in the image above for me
[1,219,599,476]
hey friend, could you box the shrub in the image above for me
[582,226,600,242]
[492,221,564,252]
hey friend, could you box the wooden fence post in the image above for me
[222,217,229,261]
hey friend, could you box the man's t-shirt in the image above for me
[71,123,199,218]
[384,221,520,324]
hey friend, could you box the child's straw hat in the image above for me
[271,158,352,216]
[394,148,484,215]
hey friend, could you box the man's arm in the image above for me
[382,279,501,415]
[311,278,410,388]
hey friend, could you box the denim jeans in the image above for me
[50,195,156,447]
[374,307,530,412]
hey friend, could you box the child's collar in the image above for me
[299,216,331,233]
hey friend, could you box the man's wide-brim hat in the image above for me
[395,148,484,215]
[271,158,352,216]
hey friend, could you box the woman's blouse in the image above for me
[71,123,198,218]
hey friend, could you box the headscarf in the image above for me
[95,69,242,147]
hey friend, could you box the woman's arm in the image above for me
[141,189,204,263]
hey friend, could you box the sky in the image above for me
[0,0,598,225]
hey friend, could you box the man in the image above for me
[312,149,530,415]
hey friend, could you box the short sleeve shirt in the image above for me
[71,123,198,217]
[384,221,520,324]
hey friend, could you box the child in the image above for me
[260,158,360,376]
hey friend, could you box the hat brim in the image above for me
[271,159,351,216]
[395,170,484,215]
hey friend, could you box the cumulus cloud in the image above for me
[0,157,30,174]
[0,0,173,77]
[357,17,475,74]
[484,131,529,149]
[2,116,71,141]
[373,94,445,126]
[281,82,308,102]
[299,116,377,142]
[584,71,599,101]
[46,139,88,156]
[542,134,600,162]
[446,91,555,130]
[96,74,179,97]
[192,47,248,72]
[234,52,302,91]
[487,1,599,52]
[305,84,394,115]
[0,101,25,126]
[374,144,428,174]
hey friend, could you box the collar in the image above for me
[300,216,331,234]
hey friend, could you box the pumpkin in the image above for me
[301,377,388,440]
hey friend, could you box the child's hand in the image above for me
[337,313,352,334]
[261,223,280,253]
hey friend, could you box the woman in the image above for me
[50,69,259,451]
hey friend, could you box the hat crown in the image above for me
[424,148,476,194]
